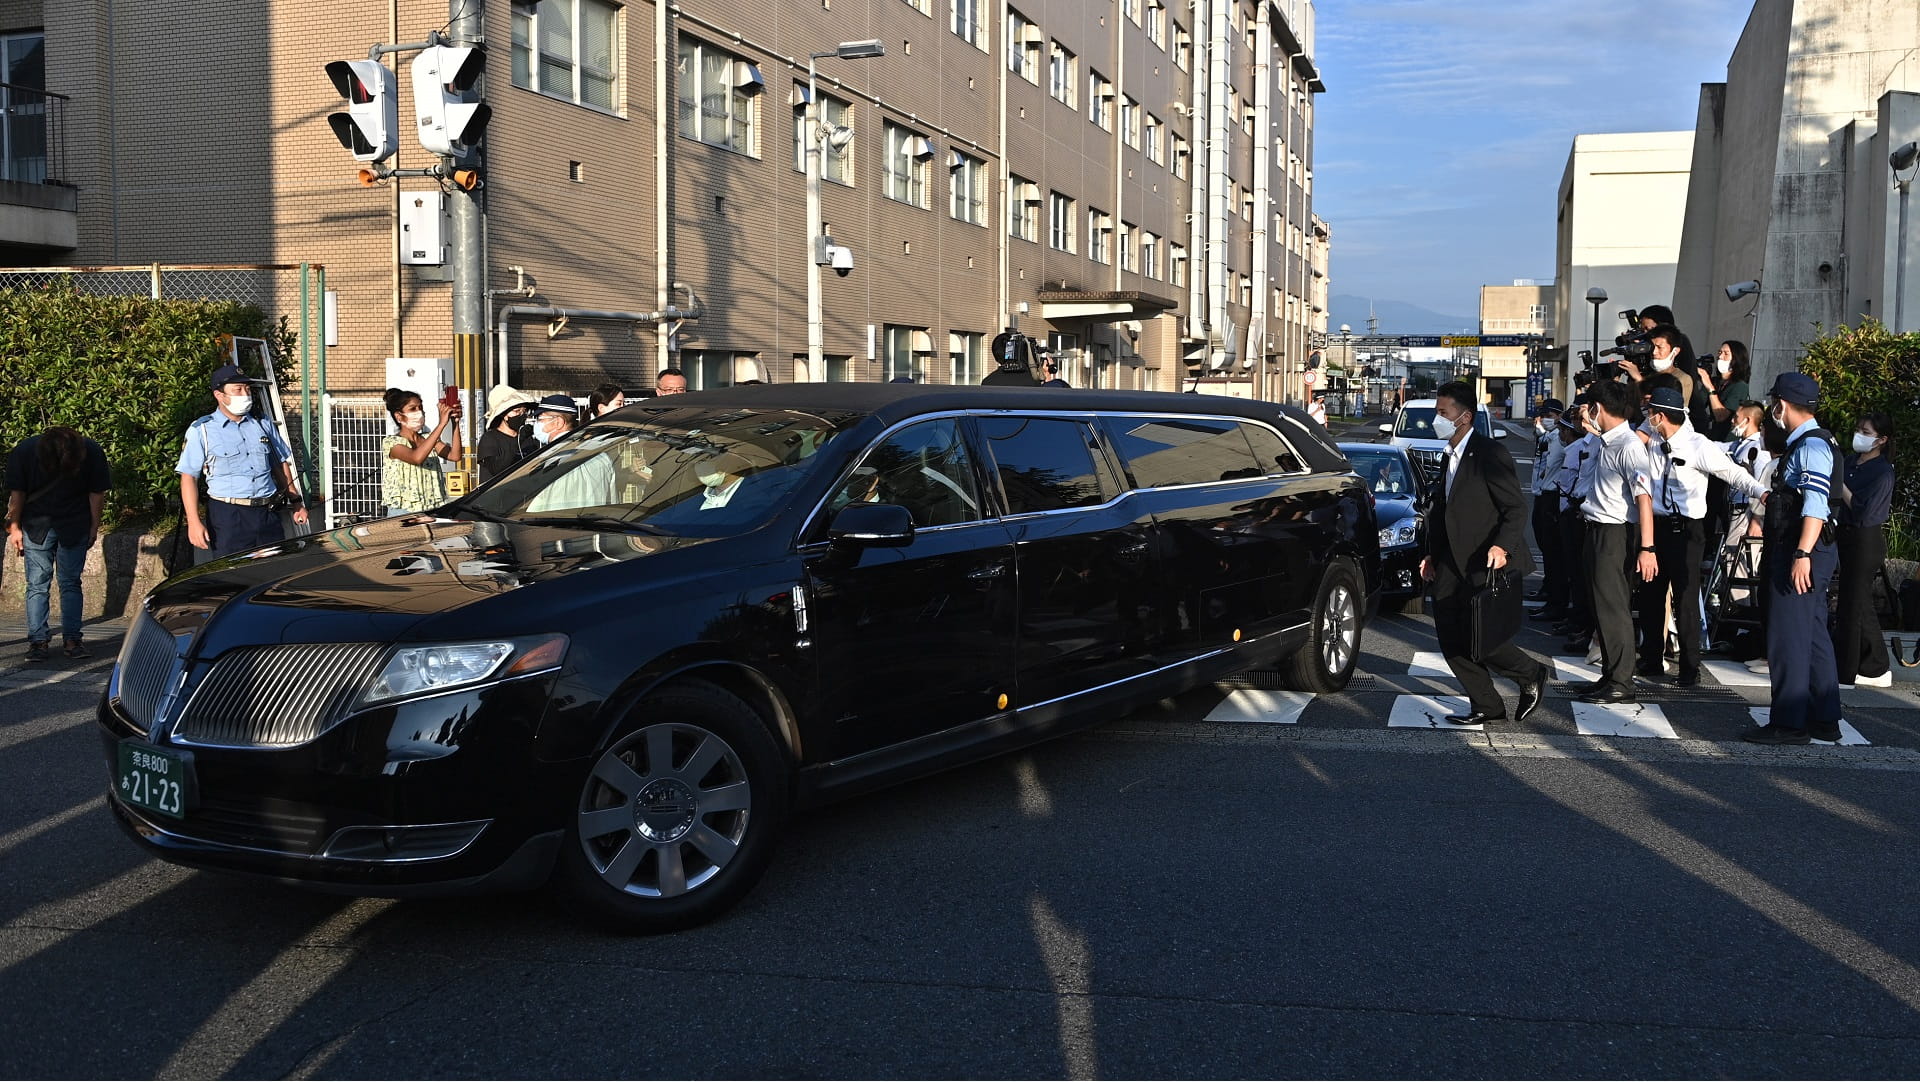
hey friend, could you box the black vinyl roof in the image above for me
[633,383,1349,472]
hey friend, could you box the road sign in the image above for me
[1395,334,1545,348]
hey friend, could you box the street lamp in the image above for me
[805,39,885,382]
[1585,286,1607,374]
[1891,140,1917,332]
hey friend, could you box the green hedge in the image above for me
[1798,319,1920,558]
[0,284,294,528]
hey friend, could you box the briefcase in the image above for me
[1469,569,1523,662]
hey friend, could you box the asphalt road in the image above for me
[4,419,1918,1078]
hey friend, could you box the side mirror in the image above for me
[1377,423,1392,435]
[1492,426,1508,439]
[828,502,915,547]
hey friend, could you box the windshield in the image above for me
[461,405,864,538]
[1394,405,1492,440]
[1345,449,1417,496]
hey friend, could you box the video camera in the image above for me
[1578,308,1651,382]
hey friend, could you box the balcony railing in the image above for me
[1,81,69,186]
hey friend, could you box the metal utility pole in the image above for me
[447,0,485,493]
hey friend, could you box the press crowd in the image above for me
[1524,306,1896,745]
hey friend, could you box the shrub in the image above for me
[0,283,294,529]
[1798,318,1920,561]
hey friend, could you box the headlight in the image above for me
[1378,516,1422,549]
[357,634,569,707]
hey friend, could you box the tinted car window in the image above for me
[1345,448,1414,495]
[978,416,1108,514]
[1240,422,1306,475]
[1103,416,1265,487]
[1395,405,1491,439]
[829,419,983,528]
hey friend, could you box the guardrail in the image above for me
[2,81,69,185]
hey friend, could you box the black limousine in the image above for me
[100,385,1379,931]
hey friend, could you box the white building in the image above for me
[1554,131,1695,399]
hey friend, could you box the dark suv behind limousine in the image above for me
[100,385,1378,931]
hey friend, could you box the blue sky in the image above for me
[1311,0,1758,316]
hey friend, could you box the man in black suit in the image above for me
[1420,381,1550,725]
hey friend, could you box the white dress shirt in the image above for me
[1443,433,1470,497]
[1725,432,1772,507]
[1581,421,1653,525]
[1647,420,1768,519]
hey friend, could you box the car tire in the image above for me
[556,678,791,933]
[1280,559,1363,692]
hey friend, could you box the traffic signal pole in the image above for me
[446,0,485,497]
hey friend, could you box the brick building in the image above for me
[0,0,1325,397]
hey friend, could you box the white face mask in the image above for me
[401,410,424,428]
[1733,423,1751,440]
[1853,433,1879,454]
[1770,404,1786,426]
[1650,352,1675,372]
[1716,357,1731,376]
[1430,413,1459,441]
[532,421,555,445]
[225,393,252,416]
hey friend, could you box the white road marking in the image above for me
[1407,651,1453,679]
[1701,659,1769,687]
[1572,701,1678,739]
[1203,689,1314,724]
[1551,655,1603,683]
[1387,693,1481,730]
[1749,707,1870,746]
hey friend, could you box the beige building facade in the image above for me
[0,0,1325,400]
[1477,279,1553,415]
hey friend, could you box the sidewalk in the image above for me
[0,615,130,666]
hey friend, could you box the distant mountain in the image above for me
[1329,294,1477,335]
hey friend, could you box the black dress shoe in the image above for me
[1739,723,1810,745]
[1635,662,1666,682]
[1526,590,1548,601]
[1808,722,1843,743]
[1516,669,1547,721]
[1674,670,1700,687]
[1551,621,1576,635]
[1567,678,1607,694]
[1579,686,1637,705]
[1444,711,1505,726]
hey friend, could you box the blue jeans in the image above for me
[24,528,88,646]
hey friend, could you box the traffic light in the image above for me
[324,59,397,162]
[411,45,490,157]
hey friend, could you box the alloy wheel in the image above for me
[576,722,752,899]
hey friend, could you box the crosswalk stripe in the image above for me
[1572,701,1678,739]
[1407,651,1451,678]
[1748,707,1871,746]
[1386,693,1480,730]
[1701,659,1769,687]
[1203,688,1314,724]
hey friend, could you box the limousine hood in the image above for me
[144,514,713,649]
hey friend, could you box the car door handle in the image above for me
[967,563,1009,581]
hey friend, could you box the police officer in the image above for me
[1570,379,1657,704]
[178,363,307,563]
[1637,386,1767,685]
[1528,398,1567,615]
[1740,372,1842,745]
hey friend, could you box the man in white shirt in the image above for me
[1573,379,1658,704]
[1637,387,1768,685]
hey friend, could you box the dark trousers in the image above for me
[1584,521,1637,692]
[1832,524,1890,682]
[1432,561,1546,716]
[1766,539,1841,731]
[197,500,286,565]
[1559,509,1591,631]
[1532,494,1565,606]
[1637,517,1706,676]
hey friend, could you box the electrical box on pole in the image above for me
[324,59,398,162]
[410,45,490,157]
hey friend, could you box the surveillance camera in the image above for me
[1724,280,1761,302]
[829,244,854,277]
[1818,261,1833,276]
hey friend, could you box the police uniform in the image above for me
[178,386,297,562]
[1529,399,1566,613]
[1579,415,1655,700]
[1554,422,1597,641]
[1744,373,1842,744]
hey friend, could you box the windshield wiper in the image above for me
[517,513,673,537]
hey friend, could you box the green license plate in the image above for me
[117,740,196,819]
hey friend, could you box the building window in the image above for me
[952,0,986,48]
[1,31,46,183]
[1146,0,1166,47]
[1242,99,1257,136]
[1089,70,1113,130]
[677,37,760,154]
[1238,274,1253,309]
[885,325,932,382]
[1241,187,1254,221]
[1141,231,1159,279]
[884,122,931,208]
[1172,134,1190,179]
[949,331,983,385]
[792,91,853,184]
[1010,175,1041,241]
[1169,243,1187,287]
[1144,113,1162,163]
[1049,190,1075,252]
[680,349,755,390]
[513,0,620,111]
[1123,0,1141,24]
[1120,96,1140,148]
[950,150,987,225]
[1089,208,1112,264]
[1529,304,1548,323]
[1008,10,1040,83]
[901,0,930,13]
[1172,23,1191,69]
[1119,222,1136,273]
[1048,42,1076,106]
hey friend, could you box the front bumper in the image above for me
[1378,546,1423,597]
[97,675,582,893]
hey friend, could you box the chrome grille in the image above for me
[115,611,180,729]
[172,643,388,747]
